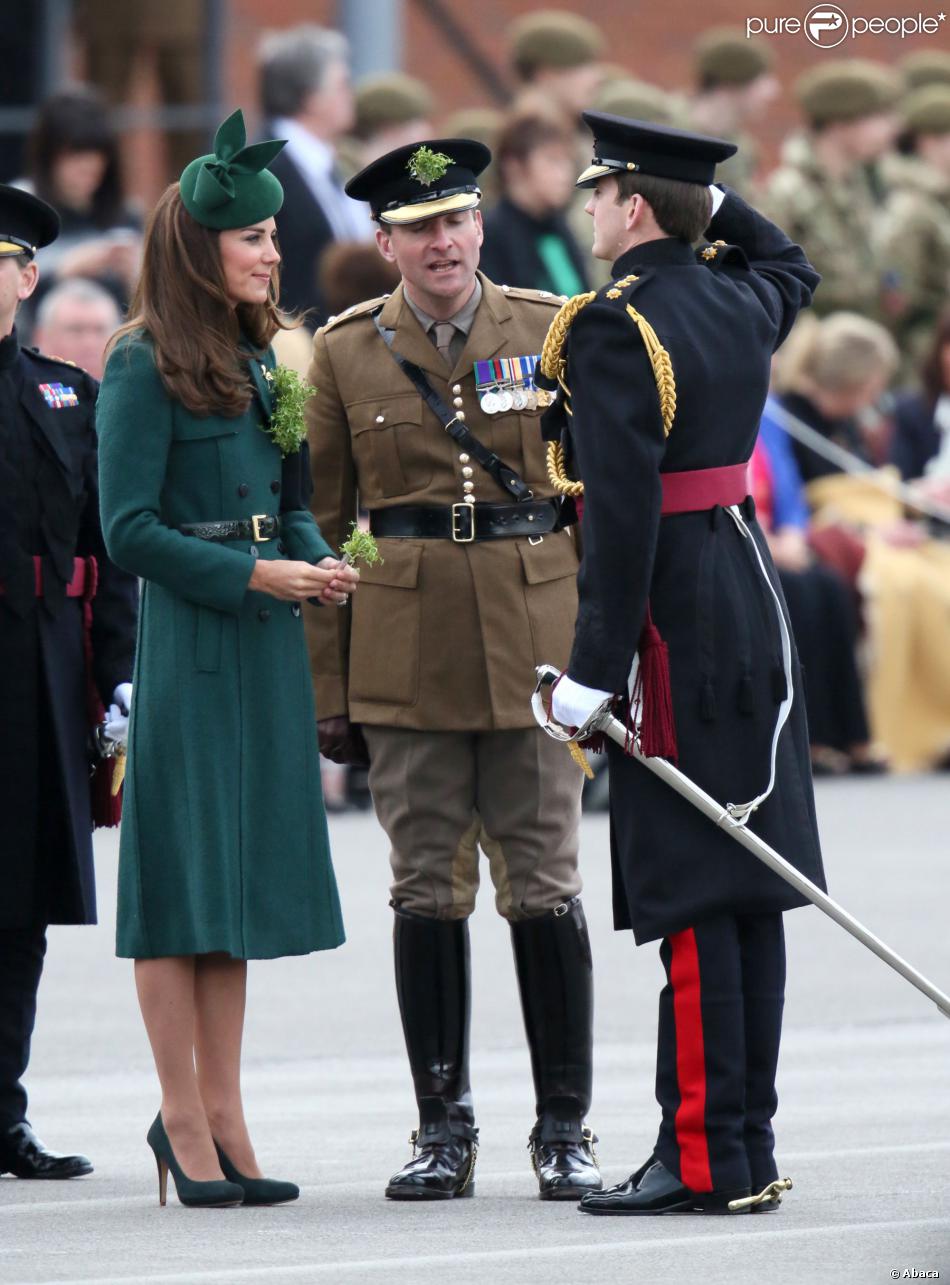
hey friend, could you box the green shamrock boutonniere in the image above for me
[407,145,453,188]
[262,364,315,456]
[340,522,383,569]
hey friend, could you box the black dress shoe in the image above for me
[529,1108,602,1201]
[0,1123,93,1179]
[578,1157,749,1216]
[385,1119,477,1200]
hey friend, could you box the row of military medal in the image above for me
[474,355,554,415]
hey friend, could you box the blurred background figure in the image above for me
[16,87,141,335]
[762,61,900,320]
[443,108,503,209]
[876,86,950,375]
[342,72,435,176]
[258,25,370,328]
[593,77,679,128]
[900,49,950,93]
[688,28,780,200]
[480,110,589,295]
[508,10,606,127]
[770,312,950,772]
[890,308,950,509]
[77,0,206,178]
[31,278,121,380]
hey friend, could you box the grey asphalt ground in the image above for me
[1,773,948,1285]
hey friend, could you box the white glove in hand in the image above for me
[708,184,726,217]
[552,674,612,731]
[104,683,133,747]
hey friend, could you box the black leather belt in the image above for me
[370,500,559,544]
[179,515,281,543]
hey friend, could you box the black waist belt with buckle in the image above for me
[179,515,281,543]
[370,500,560,544]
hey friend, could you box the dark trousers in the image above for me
[653,912,785,1194]
[0,928,47,1129]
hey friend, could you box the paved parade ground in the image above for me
[2,774,948,1285]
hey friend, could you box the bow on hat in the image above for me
[191,110,286,211]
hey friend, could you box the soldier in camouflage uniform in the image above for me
[762,61,900,320]
[688,28,779,202]
[877,87,950,371]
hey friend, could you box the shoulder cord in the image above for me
[539,290,677,498]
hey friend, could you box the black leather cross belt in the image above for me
[179,515,281,543]
[370,500,560,544]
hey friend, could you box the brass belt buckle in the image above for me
[451,503,475,543]
[250,514,272,543]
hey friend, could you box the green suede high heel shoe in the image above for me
[146,1114,244,1209]
[213,1140,300,1205]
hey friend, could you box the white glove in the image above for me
[708,184,726,217]
[104,683,133,747]
[552,674,612,731]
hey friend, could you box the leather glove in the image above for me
[318,716,370,767]
[552,674,612,732]
[104,682,132,748]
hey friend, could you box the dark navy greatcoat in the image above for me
[559,190,826,945]
[0,331,138,930]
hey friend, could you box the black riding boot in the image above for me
[511,896,602,1200]
[385,907,478,1200]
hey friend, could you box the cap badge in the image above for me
[407,145,454,188]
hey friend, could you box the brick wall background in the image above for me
[70,0,950,201]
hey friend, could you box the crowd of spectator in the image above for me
[7,8,950,785]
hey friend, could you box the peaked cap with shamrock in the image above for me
[346,137,490,225]
[179,110,286,230]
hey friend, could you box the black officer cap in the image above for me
[0,183,60,259]
[346,138,491,225]
[577,112,737,188]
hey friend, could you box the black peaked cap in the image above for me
[0,184,60,257]
[578,112,737,187]
[346,137,491,224]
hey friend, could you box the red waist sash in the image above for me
[0,555,96,599]
[660,462,751,515]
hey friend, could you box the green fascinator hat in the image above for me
[179,109,286,230]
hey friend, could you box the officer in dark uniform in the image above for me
[0,185,138,1179]
[540,115,825,1214]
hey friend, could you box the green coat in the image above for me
[97,333,344,960]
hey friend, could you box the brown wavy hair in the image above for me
[109,184,296,417]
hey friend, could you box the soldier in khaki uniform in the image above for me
[304,139,602,1204]
[762,61,900,319]
[877,87,950,371]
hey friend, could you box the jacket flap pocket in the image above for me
[172,414,239,441]
[351,393,423,433]
[361,538,422,588]
[518,530,579,585]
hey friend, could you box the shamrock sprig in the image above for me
[340,522,383,569]
[407,145,453,188]
[262,364,315,456]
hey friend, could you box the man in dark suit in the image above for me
[0,185,138,1179]
[540,114,824,1214]
[258,25,371,328]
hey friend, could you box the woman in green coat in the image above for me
[96,112,358,1209]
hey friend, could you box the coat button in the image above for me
[258,608,271,622]
[452,384,462,396]
[270,480,281,494]
[249,545,259,558]
[291,603,301,618]
[238,483,250,498]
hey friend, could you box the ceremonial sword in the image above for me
[532,664,950,1021]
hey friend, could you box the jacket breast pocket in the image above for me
[350,394,427,499]
[518,530,579,669]
[348,540,422,705]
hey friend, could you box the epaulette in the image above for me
[322,294,390,332]
[697,239,749,269]
[497,284,566,307]
[601,271,645,301]
[27,347,82,371]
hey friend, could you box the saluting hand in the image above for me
[249,557,360,605]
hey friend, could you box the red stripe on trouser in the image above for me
[669,927,713,1192]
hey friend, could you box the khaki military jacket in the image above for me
[304,273,579,730]
[761,133,881,318]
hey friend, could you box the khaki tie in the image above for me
[433,321,456,368]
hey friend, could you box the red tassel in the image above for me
[633,604,678,762]
[80,557,123,829]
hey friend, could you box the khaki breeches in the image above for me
[363,726,583,921]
